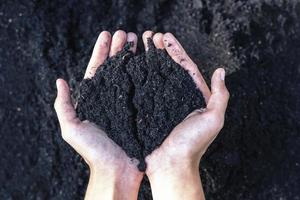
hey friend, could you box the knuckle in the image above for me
[171,46,181,55]
[112,46,122,53]
[223,89,230,100]
[99,41,109,50]
[208,112,225,131]
[215,89,230,103]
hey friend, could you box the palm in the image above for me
[64,120,141,174]
[151,107,224,168]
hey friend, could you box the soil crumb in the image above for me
[76,40,205,171]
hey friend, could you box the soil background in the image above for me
[0,0,300,199]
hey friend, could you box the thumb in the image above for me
[54,79,78,128]
[206,68,230,115]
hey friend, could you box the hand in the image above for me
[54,30,143,200]
[143,32,230,200]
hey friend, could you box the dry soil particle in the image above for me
[76,40,205,171]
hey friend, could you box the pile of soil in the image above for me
[76,41,205,171]
[1,0,300,200]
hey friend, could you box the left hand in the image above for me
[143,32,230,200]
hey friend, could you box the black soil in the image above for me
[1,1,300,200]
[76,41,205,171]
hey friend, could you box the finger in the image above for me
[142,30,154,51]
[163,33,211,103]
[206,68,230,115]
[84,31,111,79]
[153,32,164,49]
[54,79,79,128]
[109,30,127,57]
[127,32,138,53]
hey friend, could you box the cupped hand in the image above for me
[143,32,230,200]
[54,30,143,200]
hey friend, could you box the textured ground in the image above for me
[0,0,300,199]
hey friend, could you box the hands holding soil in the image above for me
[54,30,229,200]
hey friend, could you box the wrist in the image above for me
[84,168,115,200]
[146,148,201,179]
[147,162,204,200]
[89,163,143,200]
[147,159,199,183]
[145,151,205,200]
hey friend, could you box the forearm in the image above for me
[148,162,205,200]
[85,166,141,200]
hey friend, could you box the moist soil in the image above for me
[76,41,205,171]
[1,1,300,200]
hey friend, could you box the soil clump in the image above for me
[76,41,205,170]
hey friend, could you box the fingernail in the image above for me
[220,69,225,81]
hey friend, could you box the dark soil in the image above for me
[0,0,300,200]
[76,41,205,171]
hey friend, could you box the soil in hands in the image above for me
[75,40,205,171]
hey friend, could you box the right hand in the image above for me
[54,30,143,200]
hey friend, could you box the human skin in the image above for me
[54,30,143,200]
[54,30,229,200]
[143,31,230,200]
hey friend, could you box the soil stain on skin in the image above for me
[76,41,205,171]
